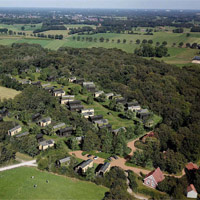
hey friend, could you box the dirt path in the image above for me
[0,160,37,172]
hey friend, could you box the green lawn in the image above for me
[0,86,21,99]
[0,167,108,200]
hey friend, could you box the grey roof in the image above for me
[39,139,54,146]
[39,117,51,123]
[193,56,200,61]
[89,115,103,121]
[62,95,75,99]
[59,127,74,133]
[53,89,65,93]
[138,109,149,114]
[75,136,83,141]
[9,125,21,132]
[99,162,110,173]
[79,159,93,168]
[53,123,66,130]
[112,127,126,134]
[94,119,108,125]
[16,131,29,138]
[59,157,71,164]
[82,112,94,116]
[69,100,82,105]
[42,83,51,87]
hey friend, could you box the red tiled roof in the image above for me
[186,162,199,171]
[144,167,165,184]
[187,184,197,193]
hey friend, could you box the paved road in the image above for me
[0,160,37,172]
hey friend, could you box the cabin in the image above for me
[19,79,32,85]
[39,139,55,150]
[8,125,22,136]
[68,77,76,83]
[89,115,103,122]
[137,109,150,120]
[75,159,94,174]
[53,123,66,130]
[105,93,114,99]
[36,133,44,142]
[143,167,165,189]
[192,56,200,64]
[187,184,198,199]
[81,108,95,118]
[16,131,29,138]
[96,162,111,176]
[56,157,71,166]
[75,79,84,85]
[68,100,82,106]
[32,113,41,122]
[42,83,51,88]
[116,97,126,104]
[32,81,41,87]
[69,105,84,112]
[83,82,96,92]
[60,95,75,104]
[99,124,112,131]
[94,91,104,98]
[38,117,51,127]
[53,89,66,97]
[125,101,141,111]
[112,127,126,134]
[81,108,94,114]
[44,86,54,92]
[93,119,109,127]
[56,127,74,137]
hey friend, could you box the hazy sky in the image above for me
[0,0,200,10]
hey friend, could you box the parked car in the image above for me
[113,155,119,160]
[94,156,99,160]
[87,154,92,158]
[108,157,112,161]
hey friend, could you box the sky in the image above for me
[0,0,200,10]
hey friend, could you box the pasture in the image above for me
[0,167,108,200]
[0,86,21,99]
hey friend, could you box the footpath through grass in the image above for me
[0,167,108,200]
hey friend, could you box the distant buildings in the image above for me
[8,125,22,136]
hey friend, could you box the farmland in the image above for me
[0,167,108,200]
[0,86,21,99]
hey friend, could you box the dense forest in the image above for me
[0,43,200,175]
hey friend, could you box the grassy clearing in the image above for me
[16,152,33,161]
[0,86,21,99]
[0,167,108,200]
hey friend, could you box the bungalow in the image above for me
[69,105,84,112]
[75,159,94,173]
[99,124,112,131]
[60,95,75,104]
[53,89,66,97]
[8,125,22,136]
[116,97,126,104]
[96,162,111,176]
[94,91,104,98]
[16,131,29,138]
[42,83,51,88]
[56,157,71,166]
[81,108,94,114]
[56,127,74,137]
[93,119,109,127]
[32,113,41,122]
[105,93,114,99]
[39,139,55,150]
[19,79,32,85]
[68,100,82,106]
[31,81,41,86]
[53,123,66,130]
[82,112,95,119]
[143,167,165,189]
[192,56,200,64]
[137,109,150,120]
[44,86,54,92]
[75,79,85,85]
[89,115,103,122]
[187,184,198,199]
[68,77,76,83]
[38,117,51,127]
[36,133,44,142]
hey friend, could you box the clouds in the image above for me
[0,0,200,9]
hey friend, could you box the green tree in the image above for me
[87,95,94,105]
[114,103,124,112]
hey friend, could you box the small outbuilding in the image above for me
[187,184,198,199]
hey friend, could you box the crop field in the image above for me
[0,167,108,200]
[0,86,21,99]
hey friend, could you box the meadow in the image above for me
[0,167,108,200]
[0,86,21,99]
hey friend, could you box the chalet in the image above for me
[137,109,150,120]
[187,184,198,199]
[44,86,54,92]
[56,157,71,166]
[75,79,84,85]
[69,105,84,112]
[53,89,66,97]
[75,159,94,173]
[116,97,126,104]
[105,93,114,99]
[38,117,51,127]
[93,119,109,127]
[99,124,112,131]
[8,125,22,136]
[56,127,74,137]
[82,112,95,119]
[143,167,165,189]
[125,101,141,111]
[68,77,76,83]
[96,162,111,176]
[68,100,82,106]
[112,127,126,134]
[16,131,29,138]
[53,123,66,130]
[19,79,32,85]
[185,162,199,171]
[39,139,55,150]
[60,96,75,104]
[94,91,104,98]
[83,82,96,92]
[81,108,94,114]
[192,56,200,64]
[36,133,44,142]
[31,81,41,86]
[89,115,103,122]
[62,95,75,99]
[32,113,41,122]
[42,83,51,88]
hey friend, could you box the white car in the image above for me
[94,156,99,160]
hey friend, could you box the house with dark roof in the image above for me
[38,117,51,127]
[105,93,114,99]
[69,105,84,112]
[137,109,150,120]
[56,157,71,166]
[93,119,109,127]
[16,131,29,138]
[89,115,103,122]
[81,108,95,119]
[192,56,200,64]
[116,97,126,104]
[75,79,84,85]
[56,127,74,137]
[8,125,22,136]
[36,133,44,142]
[96,162,111,176]
[68,77,76,83]
[60,95,75,104]
[32,113,41,122]
[99,124,112,131]
[53,123,66,130]
[143,167,165,189]
[187,184,198,199]
[39,139,55,150]
[53,89,66,97]
[75,159,94,173]
[32,81,41,87]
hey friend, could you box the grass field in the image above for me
[0,167,108,200]
[0,86,21,99]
